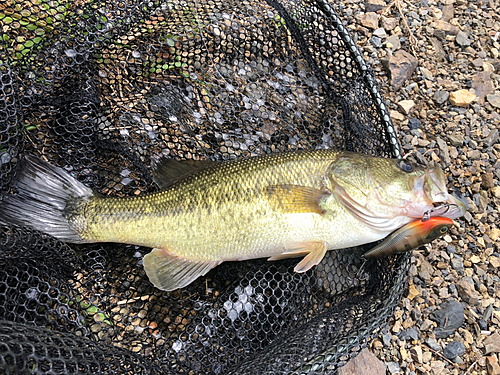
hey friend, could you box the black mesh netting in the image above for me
[0,0,410,373]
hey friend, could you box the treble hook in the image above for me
[422,203,458,221]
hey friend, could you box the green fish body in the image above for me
[0,150,466,291]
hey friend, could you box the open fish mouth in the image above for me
[419,167,467,220]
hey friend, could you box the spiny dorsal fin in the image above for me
[265,185,330,215]
[143,247,221,291]
[151,156,215,190]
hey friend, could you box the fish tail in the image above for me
[0,156,94,243]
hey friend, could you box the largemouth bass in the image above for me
[363,217,454,259]
[0,151,466,291]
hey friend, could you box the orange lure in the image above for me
[363,217,454,259]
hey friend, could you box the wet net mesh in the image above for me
[0,0,409,373]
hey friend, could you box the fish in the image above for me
[0,151,466,291]
[362,217,454,259]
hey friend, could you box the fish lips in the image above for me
[412,168,467,220]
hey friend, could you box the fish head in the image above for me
[327,154,466,225]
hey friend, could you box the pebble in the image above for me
[386,362,401,374]
[338,348,386,375]
[455,31,471,47]
[449,89,476,107]
[430,300,464,339]
[443,341,466,360]
[486,356,500,375]
[357,13,379,29]
[433,91,449,105]
[487,94,500,108]
[483,332,500,354]
[456,277,480,306]
[425,337,442,352]
[408,118,421,130]
[365,0,386,13]
[382,50,418,90]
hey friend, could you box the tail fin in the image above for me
[0,156,94,243]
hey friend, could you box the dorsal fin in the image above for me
[151,156,214,189]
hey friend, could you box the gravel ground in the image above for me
[335,0,500,374]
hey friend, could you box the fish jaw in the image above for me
[408,167,467,220]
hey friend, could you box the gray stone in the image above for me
[365,0,386,13]
[433,91,449,105]
[443,341,466,360]
[447,134,463,147]
[373,28,387,38]
[451,256,464,275]
[386,34,401,50]
[408,118,421,130]
[357,12,379,29]
[371,36,383,48]
[386,362,401,374]
[425,337,442,352]
[436,137,450,165]
[430,300,464,339]
[382,331,392,346]
[381,16,399,31]
[456,31,470,47]
[487,94,500,108]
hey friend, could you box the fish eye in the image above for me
[397,160,414,173]
[440,227,448,234]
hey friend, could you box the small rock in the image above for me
[382,331,392,346]
[365,0,386,13]
[381,50,418,90]
[357,13,379,29]
[457,276,480,306]
[421,319,434,331]
[433,91,450,104]
[484,332,500,354]
[390,110,405,122]
[472,71,494,105]
[482,173,495,189]
[425,337,442,352]
[492,187,500,199]
[442,4,454,22]
[486,355,500,375]
[410,345,423,363]
[408,118,421,130]
[370,36,383,48]
[443,341,466,360]
[431,20,460,38]
[436,137,450,165]
[430,37,446,61]
[491,256,500,268]
[484,129,499,147]
[430,360,446,375]
[380,16,399,31]
[449,89,476,107]
[420,67,434,81]
[487,94,500,108]
[430,300,464,339]
[455,31,470,47]
[386,362,401,374]
[447,133,463,147]
[398,100,415,115]
[386,34,401,50]
[338,347,386,375]
[408,284,420,300]
[373,28,387,38]
[451,256,464,275]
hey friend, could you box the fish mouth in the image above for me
[412,167,467,220]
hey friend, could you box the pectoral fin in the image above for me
[143,248,221,291]
[265,185,330,215]
[268,241,328,273]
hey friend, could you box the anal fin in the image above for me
[268,241,328,273]
[143,248,220,291]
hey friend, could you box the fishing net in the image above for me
[0,0,409,373]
